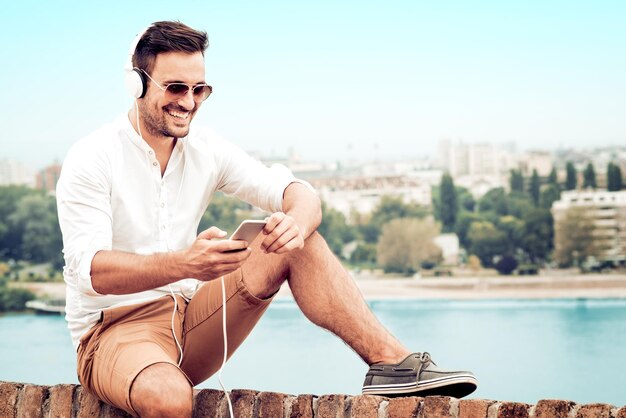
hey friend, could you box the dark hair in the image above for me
[132,21,209,75]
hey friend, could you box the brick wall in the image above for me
[1,381,625,417]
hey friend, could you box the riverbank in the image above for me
[12,272,626,301]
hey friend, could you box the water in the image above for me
[1,298,626,406]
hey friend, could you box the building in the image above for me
[0,158,35,186]
[36,162,62,193]
[314,175,432,221]
[552,190,626,264]
[518,151,553,177]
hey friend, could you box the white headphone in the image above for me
[124,25,153,99]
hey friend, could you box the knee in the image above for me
[131,364,192,417]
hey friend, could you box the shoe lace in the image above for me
[416,352,432,376]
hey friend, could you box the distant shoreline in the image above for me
[13,272,626,302]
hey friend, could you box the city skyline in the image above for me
[2,0,625,168]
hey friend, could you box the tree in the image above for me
[457,187,476,212]
[583,162,597,189]
[362,196,428,244]
[607,162,623,192]
[198,192,253,235]
[509,169,524,193]
[438,173,458,233]
[565,162,577,190]
[478,188,508,215]
[7,194,63,264]
[529,169,540,206]
[0,186,41,260]
[519,208,553,263]
[376,218,442,275]
[454,212,483,249]
[547,167,558,186]
[554,207,596,267]
[539,184,561,209]
[318,203,358,257]
[497,215,525,255]
[467,221,508,267]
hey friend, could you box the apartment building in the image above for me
[552,190,626,264]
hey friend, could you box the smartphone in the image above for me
[224,220,267,252]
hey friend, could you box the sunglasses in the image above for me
[139,68,213,102]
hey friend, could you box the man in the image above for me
[57,21,477,417]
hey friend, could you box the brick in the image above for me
[100,403,132,417]
[317,394,348,418]
[45,384,76,418]
[350,395,384,418]
[387,397,422,418]
[16,384,47,418]
[257,391,286,418]
[0,382,22,418]
[534,399,575,418]
[458,399,494,418]
[497,402,530,418]
[290,394,314,418]
[194,389,226,418]
[74,386,102,418]
[230,389,257,418]
[576,403,612,418]
[420,396,453,418]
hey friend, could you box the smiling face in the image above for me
[137,51,206,140]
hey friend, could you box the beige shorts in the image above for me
[76,269,273,416]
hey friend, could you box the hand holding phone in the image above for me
[224,220,267,252]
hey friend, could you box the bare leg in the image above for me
[129,363,193,418]
[242,232,410,365]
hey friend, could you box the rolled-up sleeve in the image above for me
[56,143,113,296]
[215,140,315,212]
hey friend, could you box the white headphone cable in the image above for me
[136,97,233,417]
[218,275,234,417]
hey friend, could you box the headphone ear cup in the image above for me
[125,68,147,99]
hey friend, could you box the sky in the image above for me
[1,0,625,169]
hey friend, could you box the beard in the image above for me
[138,101,194,139]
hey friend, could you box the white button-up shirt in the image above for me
[56,113,308,349]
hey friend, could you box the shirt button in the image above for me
[161,225,166,230]
[152,162,158,167]
[149,150,153,155]
[160,203,165,208]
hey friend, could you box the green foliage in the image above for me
[540,184,561,209]
[197,192,255,235]
[376,217,441,275]
[607,162,623,192]
[529,169,540,206]
[467,221,507,267]
[583,162,597,189]
[509,169,524,193]
[360,196,428,244]
[0,187,64,269]
[454,212,483,248]
[318,203,358,257]
[0,280,35,311]
[565,162,577,190]
[478,188,508,215]
[519,209,553,263]
[457,187,476,212]
[436,173,458,233]
[350,242,377,265]
[547,167,558,186]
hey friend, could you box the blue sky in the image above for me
[2,0,625,168]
